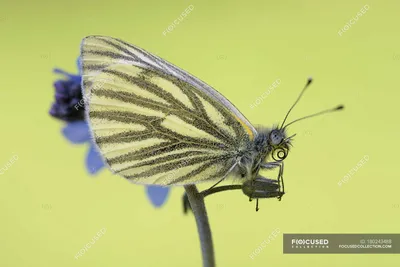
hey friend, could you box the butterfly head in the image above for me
[268,128,292,161]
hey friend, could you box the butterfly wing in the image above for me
[80,35,255,133]
[80,36,257,185]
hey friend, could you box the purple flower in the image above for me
[49,62,170,207]
[49,69,84,122]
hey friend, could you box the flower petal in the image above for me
[86,145,105,175]
[53,68,81,83]
[62,121,91,144]
[146,185,170,207]
[76,57,82,76]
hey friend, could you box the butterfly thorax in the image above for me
[251,129,275,175]
[233,129,274,180]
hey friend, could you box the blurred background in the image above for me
[1,0,399,266]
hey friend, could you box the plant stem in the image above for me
[184,185,215,267]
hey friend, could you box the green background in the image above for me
[1,0,399,266]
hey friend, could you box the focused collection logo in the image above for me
[291,239,329,249]
[284,234,399,254]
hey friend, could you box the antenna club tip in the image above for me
[307,77,313,85]
[336,105,344,111]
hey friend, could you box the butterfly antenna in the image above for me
[283,105,344,131]
[280,77,313,129]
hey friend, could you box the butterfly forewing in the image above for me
[80,36,255,132]
[80,36,257,185]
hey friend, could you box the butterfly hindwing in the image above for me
[80,36,257,185]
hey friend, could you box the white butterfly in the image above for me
[80,36,342,203]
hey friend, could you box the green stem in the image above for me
[184,185,215,267]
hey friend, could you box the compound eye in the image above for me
[272,147,288,161]
[270,130,283,145]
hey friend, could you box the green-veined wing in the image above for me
[80,36,257,185]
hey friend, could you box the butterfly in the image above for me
[80,36,343,210]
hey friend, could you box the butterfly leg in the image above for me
[204,161,239,192]
[182,162,285,214]
[242,176,284,211]
[260,161,285,199]
[243,160,286,210]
